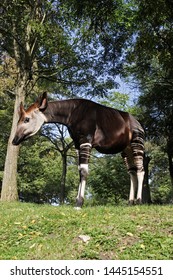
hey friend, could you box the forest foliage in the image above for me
[0,0,173,205]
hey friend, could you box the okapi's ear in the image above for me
[18,102,25,117]
[38,92,48,111]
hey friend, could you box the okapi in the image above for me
[12,92,145,208]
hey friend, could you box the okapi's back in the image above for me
[70,99,129,124]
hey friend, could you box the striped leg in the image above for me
[122,129,145,204]
[129,171,138,205]
[134,155,145,204]
[122,148,138,205]
[131,129,145,204]
[76,143,92,208]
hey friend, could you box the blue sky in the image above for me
[116,75,140,105]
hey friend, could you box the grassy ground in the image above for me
[0,202,172,260]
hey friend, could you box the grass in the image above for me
[0,202,172,260]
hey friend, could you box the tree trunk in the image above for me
[166,138,173,202]
[167,152,173,185]
[167,151,173,202]
[1,81,26,201]
[59,153,67,204]
[142,154,152,204]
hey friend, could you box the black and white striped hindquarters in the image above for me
[122,124,145,204]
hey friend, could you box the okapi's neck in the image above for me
[43,100,78,125]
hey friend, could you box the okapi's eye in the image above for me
[24,117,30,123]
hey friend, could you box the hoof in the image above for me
[128,200,135,206]
[136,198,142,205]
[76,197,84,208]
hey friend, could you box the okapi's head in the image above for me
[12,92,48,145]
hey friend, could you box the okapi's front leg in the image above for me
[76,143,92,208]
[122,149,137,205]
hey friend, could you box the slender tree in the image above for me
[0,0,39,200]
[0,0,74,201]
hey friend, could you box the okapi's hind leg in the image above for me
[76,143,92,208]
[132,128,145,204]
[122,143,145,205]
[134,155,145,204]
[122,149,138,205]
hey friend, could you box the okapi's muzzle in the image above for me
[12,134,27,145]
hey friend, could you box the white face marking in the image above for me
[24,110,47,137]
[13,110,47,145]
